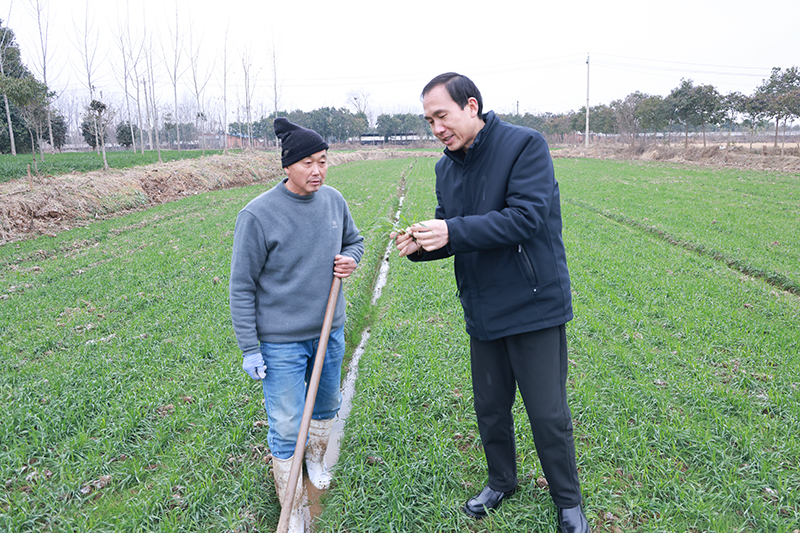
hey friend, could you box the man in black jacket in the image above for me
[392,72,589,533]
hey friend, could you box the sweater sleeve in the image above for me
[340,202,365,263]
[229,210,266,356]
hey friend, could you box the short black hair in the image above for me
[421,72,483,118]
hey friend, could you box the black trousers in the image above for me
[470,324,582,508]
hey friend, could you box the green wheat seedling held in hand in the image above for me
[371,213,431,244]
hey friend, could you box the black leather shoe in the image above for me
[557,504,590,533]
[462,485,517,519]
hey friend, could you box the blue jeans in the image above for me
[260,325,345,459]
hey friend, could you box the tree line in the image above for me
[0,19,67,159]
[3,16,800,160]
[562,69,800,150]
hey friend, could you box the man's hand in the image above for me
[334,254,357,278]
[242,352,266,380]
[410,219,449,252]
[390,229,421,257]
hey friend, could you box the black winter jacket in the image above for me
[410,111,572,341]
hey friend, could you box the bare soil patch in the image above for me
[0,149,439,244]
[553,143,800,174]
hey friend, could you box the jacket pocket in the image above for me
[516,244,539,293]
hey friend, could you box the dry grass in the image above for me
[553,142,800,173]
[0,149,439,244]
[0,151,282,243]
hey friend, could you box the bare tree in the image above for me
[145,39,162,162]
[26,0,61,153]
[56,92,83,147]
[187,16,212,154]
[74,0,108,168]
[241,48,257,148]
[142,73,152,150]
[130,26,148,153]
[347,88,371,125]
[1,3,18,155]
[84,95,112,168]
[162,3,184,151]
[115,1,145,154]
[612,92,646,148]
[268,33,281,154]
[220,26,230,154]
[268,34,281,119]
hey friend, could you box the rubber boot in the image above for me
[305,418,334,490]
[272,455,305,533]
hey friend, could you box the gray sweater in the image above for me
[229,180,364,354]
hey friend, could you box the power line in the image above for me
[592,53,772,79]
[595,52,769,71]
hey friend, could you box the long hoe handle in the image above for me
[276,276,341,533]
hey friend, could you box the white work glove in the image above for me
[242,352,266,380]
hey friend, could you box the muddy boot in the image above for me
[272,455,305,533]
[305,418,334,490]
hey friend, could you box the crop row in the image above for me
[0,158,403,532]
[326,157,800,531]
[556,158,800,293]
[2,155,798,532]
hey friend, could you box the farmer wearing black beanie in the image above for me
[274,116,329,168]
[230,118,363,532]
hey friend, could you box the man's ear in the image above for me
[467,97,480,118]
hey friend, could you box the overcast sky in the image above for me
[5,0,800,122]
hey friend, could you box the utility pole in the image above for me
[585,53,590,148]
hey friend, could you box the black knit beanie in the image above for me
[274,117,329,168]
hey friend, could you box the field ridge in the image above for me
[565,197,800,295]
[0,150,439,245]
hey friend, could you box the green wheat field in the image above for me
[2,155,798,532]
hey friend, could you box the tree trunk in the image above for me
[125,76,136,153]
[727,116,732,150]
[143,78,154,150]
[36,123,45,163]
[3,93,17,155]
[148,60,162,163]
[93,115,101,155]
[29,129,38,174]
[774,118,779,147]
[47,107,55,153]
[100,125,109,170]
[173,85,180,151]
[138,78,147,153]
[781,119,786,156]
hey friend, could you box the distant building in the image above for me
[225,133,267,149]
[358,134,384,145]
